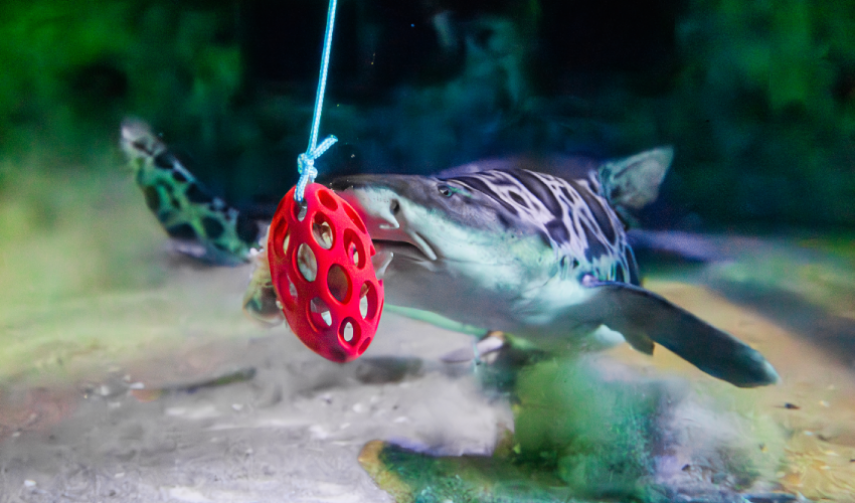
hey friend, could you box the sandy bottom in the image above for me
[1,232,854,501]
[0,260,518,502]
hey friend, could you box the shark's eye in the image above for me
[438,185,453,197]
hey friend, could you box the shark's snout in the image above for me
[331,176,438,263]
[327,177,357,192]
[330,176,402,230]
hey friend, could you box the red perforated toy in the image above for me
[267,183,384,363]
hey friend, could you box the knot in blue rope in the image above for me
[295,135,337,203]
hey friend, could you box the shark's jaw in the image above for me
[330,175,562,333]
[331,177,521,269]
[368,238,436,282]
[333,184,440,279]
[333,183,446,280]
[373,232,438,263]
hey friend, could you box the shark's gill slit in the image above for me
[309,297,332,328]
[344,229,366,269]
[296,243,318,282]
[311,213,334,250]
[327,264,351,303]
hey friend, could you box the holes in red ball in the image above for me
[327,264,351,303]
[359,285,369,318]
[272,218,288,248]
[293,200,308,222]
[296,243,317,282]
[311,213,334,250]
[340,318,360,345]
[359,282,378,320]
[342,202,366,234]
[287,274,298,300]
[309,297,332,329]
[281,231,291,255]
[269,185,384,361]
[277,270,298,307]
[344,229,366,269]
[317,189,339,211]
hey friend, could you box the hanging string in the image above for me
[295,0,339,204]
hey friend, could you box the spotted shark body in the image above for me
[120,119,261,265]
[330,169,635,342]
[121,121,778,388]
[330,164,778,388]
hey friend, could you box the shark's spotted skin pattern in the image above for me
[119,122,777,386]
[444,168,640,286]
[121,120,260,265]
[332,154,779,387]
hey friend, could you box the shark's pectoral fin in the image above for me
[618,327,654,355]
[440,333,505,364]
[583,280,779,388]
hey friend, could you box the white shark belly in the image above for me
[381,254,547,329]
[382,265,521,331]
[504,275,623,352]
[382,257,613,352]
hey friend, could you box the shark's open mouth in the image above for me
[372,235,436,262]
[369,238,435,280]
[331,183,438,262]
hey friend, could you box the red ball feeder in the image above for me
[268,183,384,362]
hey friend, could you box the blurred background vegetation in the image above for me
[1,0,854,229]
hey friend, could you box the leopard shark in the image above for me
[121,120,778,388]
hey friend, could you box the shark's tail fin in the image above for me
[584,279,779,388]
[598,147,673,223]
[120,118,260,265]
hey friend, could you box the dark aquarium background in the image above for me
[2,0,854,230]
[2,2,855,502]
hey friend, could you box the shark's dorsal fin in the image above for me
[580,278,778,388]
[599,146,673,211]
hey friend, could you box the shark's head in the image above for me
[329,174,552,323]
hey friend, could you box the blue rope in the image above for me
[295,0,339,203]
